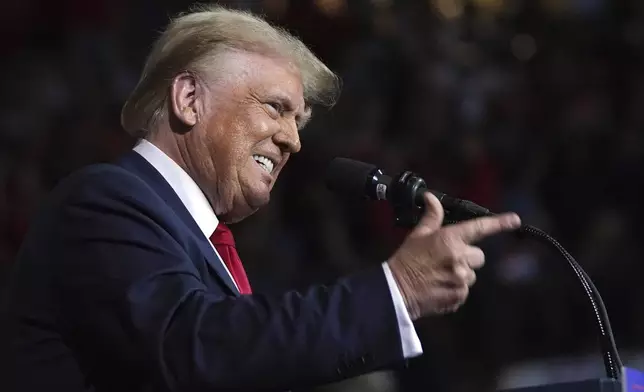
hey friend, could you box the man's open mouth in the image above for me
[252,155,275,174]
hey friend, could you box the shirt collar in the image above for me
[133,139,218,238]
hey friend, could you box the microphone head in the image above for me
[325,158,379,199]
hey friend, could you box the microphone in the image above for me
[325,156,623,380]
[325,157,491,223]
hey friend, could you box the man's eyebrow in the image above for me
[296,107,312,130]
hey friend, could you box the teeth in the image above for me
[252,155,275,174]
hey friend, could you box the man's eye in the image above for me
[266,102,283,116]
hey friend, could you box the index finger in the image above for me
[446,213,521,243]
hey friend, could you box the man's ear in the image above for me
[170,72,200,128]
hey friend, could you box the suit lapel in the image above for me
[117,151,240,296]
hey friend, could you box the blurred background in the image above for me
[1,0,643,391]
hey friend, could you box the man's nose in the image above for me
[273,121,301,154]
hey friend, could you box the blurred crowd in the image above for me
[2,0,644,391]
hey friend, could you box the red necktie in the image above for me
[209,223,252,295]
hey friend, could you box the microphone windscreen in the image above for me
[325,158,376,199]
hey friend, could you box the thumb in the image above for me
[414,192,445,235]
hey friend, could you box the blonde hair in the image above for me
[121,4,340,137]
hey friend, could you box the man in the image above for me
[0,6,521,392]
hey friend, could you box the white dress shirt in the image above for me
[133,139,423,358]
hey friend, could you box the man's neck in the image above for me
[144,128,220,216]
[146,129,190,176]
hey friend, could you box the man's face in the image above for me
[184,50,309,223]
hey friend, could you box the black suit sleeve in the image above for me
[51,169,406,391]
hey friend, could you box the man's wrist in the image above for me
[387,260,420,321]
[381,262,424,358]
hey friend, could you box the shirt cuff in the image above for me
[382,262,423,359]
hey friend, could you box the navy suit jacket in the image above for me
[0,151,406,392]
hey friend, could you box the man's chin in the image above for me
[248,190,270,210]
[224,191,269,223]
[220,205,260,224]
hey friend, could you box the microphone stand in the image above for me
[388,170,628,391]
